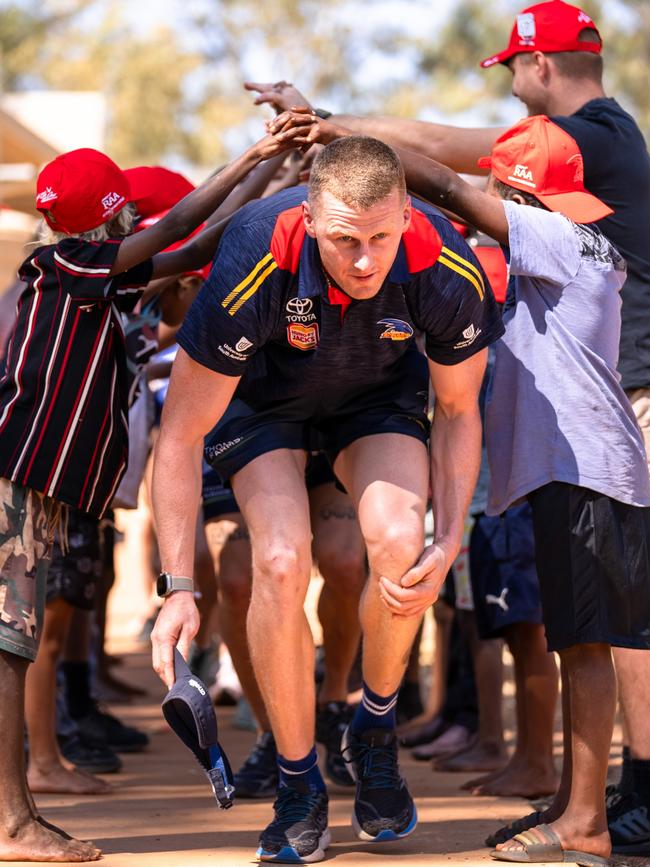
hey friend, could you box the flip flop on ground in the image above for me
[489,824,611,867]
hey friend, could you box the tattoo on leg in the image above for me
[319,506,356,521]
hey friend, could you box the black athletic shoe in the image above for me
[59,732,122,774]
[257,785,330,863]
[316,702,354,787]
[342,727,417,842]
[234,731,279,798]
[74,704,149,753]
[608,790,650,855]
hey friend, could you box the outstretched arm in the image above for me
[110,128,309,277]
[270,109,510,244]
[244,80,505,173]
[151,349,239,687]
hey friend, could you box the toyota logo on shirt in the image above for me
[286,298,313,316]
[285,297,317,324]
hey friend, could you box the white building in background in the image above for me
[0,91,106,289]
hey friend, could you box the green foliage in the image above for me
[1,0,649,164]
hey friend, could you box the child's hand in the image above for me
[254,108,318,159]
[267,107,348,148]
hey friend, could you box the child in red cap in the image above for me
[282,110,650,867]
[0,127,303,862]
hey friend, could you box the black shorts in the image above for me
[201,454,339,523]
[204,366,429,483]
[528,482,650,652]
[46,509,101,611]
[469,503,542,640]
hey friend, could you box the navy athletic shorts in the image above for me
[201,454,338,523]
[202,466,240,522]
[203,362,429,483]
[469,503,542,640]
[528,482,650,652]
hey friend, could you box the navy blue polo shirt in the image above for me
[178,187,504,413]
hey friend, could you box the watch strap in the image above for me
[165,574,194,595]
[314,107,332,119]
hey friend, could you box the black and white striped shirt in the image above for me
[0,238,152,517]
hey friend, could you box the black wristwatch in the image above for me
[156,572,194,598]
[314,108,332,119]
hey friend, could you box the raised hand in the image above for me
[245,80,313,114]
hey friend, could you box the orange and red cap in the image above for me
[478,115,612,224]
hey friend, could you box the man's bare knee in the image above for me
[252,545,311,612]
[366,521,423,580]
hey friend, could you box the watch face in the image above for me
[156,573,170,597]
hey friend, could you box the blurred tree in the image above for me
[0,0,648,165]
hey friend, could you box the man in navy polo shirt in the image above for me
[151,135,503,863]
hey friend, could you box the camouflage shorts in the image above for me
[0,477,58,661]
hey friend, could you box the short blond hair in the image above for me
[39,202,136,246]
[308,136,406,212]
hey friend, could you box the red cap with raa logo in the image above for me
[480,0,602,68]
[36,148,130,234]
[124,166,195,219]
[478,115,613,224]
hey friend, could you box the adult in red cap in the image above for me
[479,0,601,69]
[254,3,650,857]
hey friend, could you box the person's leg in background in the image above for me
[464,505,558,795]
[204,505,280,799]
[310,475,366,787]
[470,621,558,798]
[399,595,454,746]
[188,517,219,684]
[25,596,109,795]
[435,610,506,773]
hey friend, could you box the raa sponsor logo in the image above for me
[377,318,414,341]
[287,323,319,351]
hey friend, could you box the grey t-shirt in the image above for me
[486,201,650,515]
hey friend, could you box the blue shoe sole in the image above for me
[257,829,331,863]
[352,804,418,842]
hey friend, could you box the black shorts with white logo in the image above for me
[204,359,430,483]
[469,503,543,640]
[527,482,650,652]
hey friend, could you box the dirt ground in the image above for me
[21,642,645,867]
[20,559,648,867]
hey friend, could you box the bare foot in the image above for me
[460,765,505,790]
[472,763,558,798]
[497,819,611,860]
[28,763,111,795]
[434,740,507,773]
[0,815,101,861]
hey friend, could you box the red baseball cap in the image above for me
[478,115,612,223]
[480,1,601,68]
[36,148,130,234]
[124,166,194,219]
[135,209,211,281]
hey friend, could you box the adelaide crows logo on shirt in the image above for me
[377,319,414,341]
